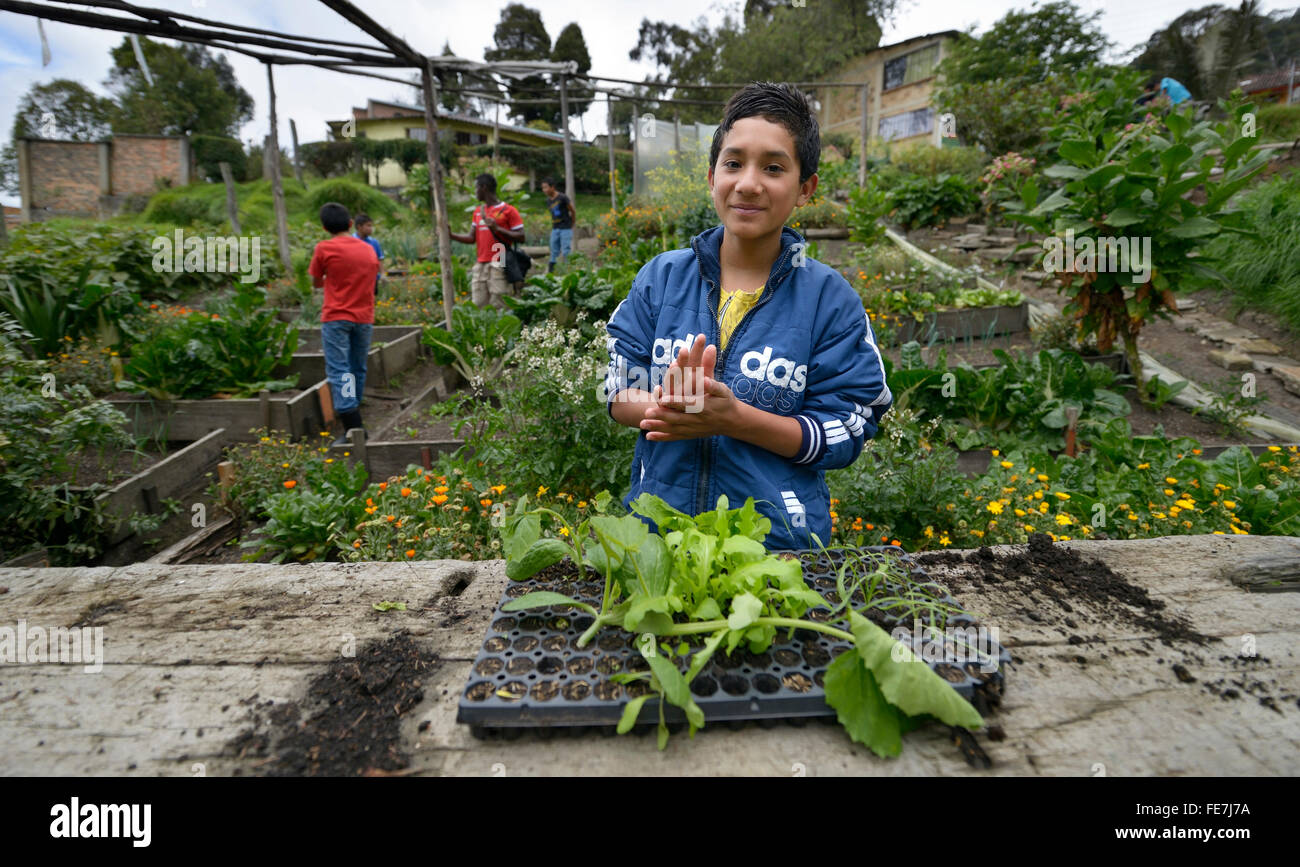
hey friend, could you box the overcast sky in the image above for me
[2,0,1298,207]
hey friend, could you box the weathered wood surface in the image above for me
[1,535,1298,776]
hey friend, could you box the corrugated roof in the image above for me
[1238,69,1298,93]
[344,98,569,143]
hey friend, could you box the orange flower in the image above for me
[480,498,492,507]
[385,514,396,522]
[378,482,388,492]
[462,506,471,512]
[283,480,297,489]
[432,494,448,505]
[401,487,412,497]
[406,549,416,558]
[434,485,449,494]
[366,497,374,507]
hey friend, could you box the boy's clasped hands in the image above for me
[640,334,740,442]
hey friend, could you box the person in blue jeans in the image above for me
[353,212,384,295]
[541,177,575,274]
[308,203,380,446]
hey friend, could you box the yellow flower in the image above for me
[1222,500,1236,509]
[1163,488,1175,496]
[923,526,934,538]
[559,526,570,536]
[939,535,951,546]
[1033,490,1044,499]
[1038,501,1049,513]
[987,502,1004,515]
[1054,492,1070,500]
[1000,461,1013,469]
[1165,476,1177,485]
[1036,474,1049,482]
[1175,499,1195,510]
[1137,463,1150,469]
[1268,445,1281,452]
[991,449,1000,456]
[1230,525,1249,535]
[1055,514,1072,526]
[537,486,549,496]
[492,484,507,494]
[1014,508,1026,517]
[1128,513,1138,521]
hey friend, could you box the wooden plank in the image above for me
[2,535,1297,776]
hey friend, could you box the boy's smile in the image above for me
[708,116,817,246]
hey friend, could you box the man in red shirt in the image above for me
[449,173,524,309]
[309,202,380,445]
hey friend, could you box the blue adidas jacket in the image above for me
[603,224,893,551]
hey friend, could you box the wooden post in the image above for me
[559,73,576,207]
[607,93,617,210]
[0,204,7,248]
[265,64,292,273]
[493,99,500,163]
[216,461,236,505]
[219,162,241,234]
[673,114,680,156]
[289,118,303,184]
[421,57,456,327]
[858,84,869,189]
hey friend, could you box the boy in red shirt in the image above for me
[449,173,524,309]
[308,202,380,445]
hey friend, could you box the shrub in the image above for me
[191,135,247,182]
[886,173,980,231]
[1256,103,1300,143]
[886,142,989,182]
[1205,172,1300,335]
[306,178,398,222]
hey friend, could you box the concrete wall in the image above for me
[18,135,192,221]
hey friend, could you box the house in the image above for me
[811,31,962,148]
[1238,67,1298,105]
[328,99,570,187]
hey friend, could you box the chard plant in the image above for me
[498,492,983,755]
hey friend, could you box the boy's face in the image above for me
[356,221,373,237]
[475,181,490,201]
[541,183,555,197]
[708,116,817,243]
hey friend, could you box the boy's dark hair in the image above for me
[1143,75,1161,90]
[354,212,372,228]
[710,81,820,183]
[475,173,497,193]
[319,202,351,234]
[541,176,558,189]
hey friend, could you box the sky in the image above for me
[2,0,1298,207]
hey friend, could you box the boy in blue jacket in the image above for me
[603,81,892,550]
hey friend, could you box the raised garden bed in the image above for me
[458,547,1009,734]
[279,326,425,387]
[109,381,330,442]
[893,302,1029,344]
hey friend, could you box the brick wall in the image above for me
[19,135,192,220]
[111,135,187,195]
[25,140,101,217]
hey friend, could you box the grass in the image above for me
[1206,170,1300,339]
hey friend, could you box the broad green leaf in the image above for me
[721,534,767,561]
[727,592,764,631]
[501,511,540,563]
[617,694,651,734]
[692,598,723,621]
[590,514,649,553]
[849,611,983,730]
[1083,163,1124,191]
[646,653,692,709]
[624,594,674,631]
[1105,207,1143,228]
[1043,164,1087,180]
[1166,217,1219,239]
[629,493,694,532]
[1057,139,1097,166]
[505,537,570,581]
[632,611,675,635]
[632,533,671,596]
[501,590,597,615]
[1030,186,1070,216]
[823,652,902,758]
[1159,143,1193,177]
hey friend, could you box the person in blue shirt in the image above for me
[353,213,384,295]
[541,177,575,274]
[603,81,892,551]
[1138,75,1192,107]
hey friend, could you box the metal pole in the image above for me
[421,57,455,326]
[858,84,868,189]
[493,98,500,163]
[560,73,576,207]
[1289,58,1296,105]
[607,93,617,210]
[631,100,639,199]
[265,64,292,273]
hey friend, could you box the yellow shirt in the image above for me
[718,284,764,351]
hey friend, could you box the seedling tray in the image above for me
[458,547,1010,733]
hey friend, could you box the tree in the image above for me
[10,79,113,141]
[105,37,254,137]
[551,23,593,133]
[629,1,898,125]
[938,1,1110,88]
[484,4,552,126]
[1130,2,1275,101]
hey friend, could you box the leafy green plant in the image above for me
[118,286,298,399]
[498,491,982,755]
[421,303,521,393]
[1193,377,1268,437]
[886,173,981,231]
[1007,77,1271,403]
[845,177,890,247]
[241,487,359,563]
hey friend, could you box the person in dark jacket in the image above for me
[603,82,892,550]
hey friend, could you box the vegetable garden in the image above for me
[4,64,1300,772]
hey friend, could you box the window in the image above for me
[882,43,941,92]
[406,127,426,141]
[454,131,487,145]
[878,107,934,141]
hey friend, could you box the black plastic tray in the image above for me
[457,547,1010,731]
